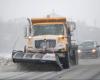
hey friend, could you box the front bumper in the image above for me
[13,58,57,64]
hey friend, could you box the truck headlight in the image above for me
[77,49,82,53]
[92,49,96,53]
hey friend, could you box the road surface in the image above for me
[0,57,100,79]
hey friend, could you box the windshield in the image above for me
[80,41,95,48]
[33,24,64,36]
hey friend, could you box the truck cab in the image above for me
[26,18,68,53]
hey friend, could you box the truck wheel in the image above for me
[60,54,70,69]
[64,54,70,69]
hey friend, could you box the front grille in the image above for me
[35,39,56,48]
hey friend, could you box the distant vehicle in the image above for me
[78,41,100,59]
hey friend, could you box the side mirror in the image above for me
[67,21,76,32]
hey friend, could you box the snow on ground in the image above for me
[0,52,11,59]
[79,57,100,65]
[0,52,18,72]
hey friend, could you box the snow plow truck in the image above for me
[12,16,78,70]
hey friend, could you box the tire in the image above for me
[64,54,70,69]
[60,54,70,69]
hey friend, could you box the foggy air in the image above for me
[0,0,100,80]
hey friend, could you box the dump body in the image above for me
[12,17,78,70]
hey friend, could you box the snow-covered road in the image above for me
[0,56,100,79]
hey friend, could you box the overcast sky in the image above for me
[0,0,100,27]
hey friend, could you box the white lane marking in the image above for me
[28,72,53,79]
[60,65,100,79]
[41,66,79,79]
[60,68,89,79]
[0,72,24,79]
[7,72,40,79]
